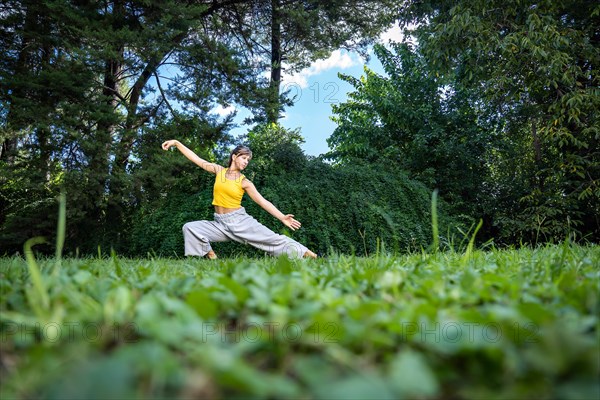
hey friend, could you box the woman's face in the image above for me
[232,153,251,170]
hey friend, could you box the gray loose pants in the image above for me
[183,208,309,258]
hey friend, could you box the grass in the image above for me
[1,243,599,399]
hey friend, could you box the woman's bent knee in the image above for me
[182,222,193,234]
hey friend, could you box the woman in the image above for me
[161,140,317,259]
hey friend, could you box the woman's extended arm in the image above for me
[161,139,223,174]
[242,179,302,231]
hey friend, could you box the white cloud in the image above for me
[378,23,405,44]
[378,22,420,47]
[213,104,235,117]
[309,49,357,74]
[282,73,309,90]
[281,50,360,89]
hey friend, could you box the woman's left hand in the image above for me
[281,214,301,231]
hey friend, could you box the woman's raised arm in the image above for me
[162,140,223,174]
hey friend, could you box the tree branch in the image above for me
[154,71,177,119]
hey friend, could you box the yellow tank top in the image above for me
[212,168,245,208]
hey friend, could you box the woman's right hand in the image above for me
[161,140,179,150]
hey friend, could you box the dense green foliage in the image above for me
[329,43,491,220]
[396,0,600,242]
[1,244,598,398]
[1,0,260,253]
[329,0,600,243]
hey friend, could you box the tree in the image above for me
[398,0,600,242]
[0,0,103,252]
[0,0,265,253]
[242,122,306,180]
[328,43,492,220]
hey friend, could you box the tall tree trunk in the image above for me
[88,0,125,230]
[37,43,54,182]
[106,60,158,225]
[267,0,282,124]
[87,54,122,217]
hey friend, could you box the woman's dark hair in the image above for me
[228,145,252,167]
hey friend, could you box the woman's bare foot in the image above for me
[206,250,218,260]
[303,250,317,259]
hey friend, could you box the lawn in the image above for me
[1,243,599,399]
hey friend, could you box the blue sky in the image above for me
[215,25,404,157]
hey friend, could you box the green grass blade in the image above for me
[431,189,439,253]
[23,236,50,310]
[462,219,483,264]
[54,190,66,271]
